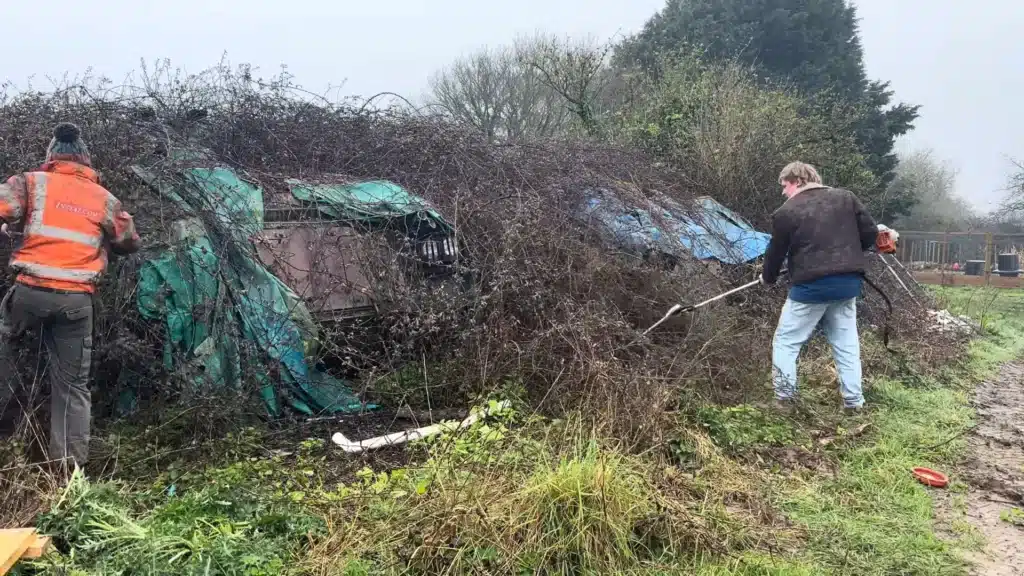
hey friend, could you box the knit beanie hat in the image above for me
[46,122,91,166]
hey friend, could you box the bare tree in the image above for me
[522,35,614,137]
[1002,159,1024,212]
[890,149,974,231]
[427,36,572,142]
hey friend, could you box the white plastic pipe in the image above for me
[331,400,511,454]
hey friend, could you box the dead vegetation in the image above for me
[0,62,966,573]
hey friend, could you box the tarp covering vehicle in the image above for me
[579,189,771,265]
[132,156,457,416]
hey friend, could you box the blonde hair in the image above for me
[778,162,822,186]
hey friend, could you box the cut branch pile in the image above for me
[0,62,952,446]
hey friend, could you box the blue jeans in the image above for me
[771,297,864,408]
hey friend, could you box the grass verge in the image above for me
[770,286,1024,575]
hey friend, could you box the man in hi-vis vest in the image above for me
[0,122,140,471]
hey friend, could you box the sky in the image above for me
[855,1,1024,211]
[1,0,1019,211]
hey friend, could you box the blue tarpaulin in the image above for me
[681,197,771,263]
[579,190,770,265]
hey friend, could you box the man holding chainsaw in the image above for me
[760,162,881,412]
[0,122,140,471]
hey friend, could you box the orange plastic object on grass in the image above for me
[912,467,949,488]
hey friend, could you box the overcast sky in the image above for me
[2,0,1019,211]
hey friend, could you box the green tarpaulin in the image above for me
[288,179,452,233]
[134,165,372,416]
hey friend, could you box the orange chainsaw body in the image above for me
[876,229,898,254]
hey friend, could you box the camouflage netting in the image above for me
[0,64,952,443]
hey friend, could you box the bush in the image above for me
[617,55,876,229]
[0,61,951,545]
[0,61,783,443]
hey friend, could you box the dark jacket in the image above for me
[761,185,878,286]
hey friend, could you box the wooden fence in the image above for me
[895,231,1024,288]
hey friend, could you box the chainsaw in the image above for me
[876,226,898,254]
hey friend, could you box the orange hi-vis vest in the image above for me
[0,161,140,293]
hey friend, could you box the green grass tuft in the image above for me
[516,440,659,573]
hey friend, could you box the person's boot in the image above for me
[843,404,865,416]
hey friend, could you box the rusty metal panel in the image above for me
[254,223,378,318]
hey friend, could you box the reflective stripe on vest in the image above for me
[26,172,47,229]
[25,224,103,248]
[10,260,101,282]
[104,194,118,227]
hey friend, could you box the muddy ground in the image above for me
[960,362,1024,575]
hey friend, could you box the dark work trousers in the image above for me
[0,282,93,468]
